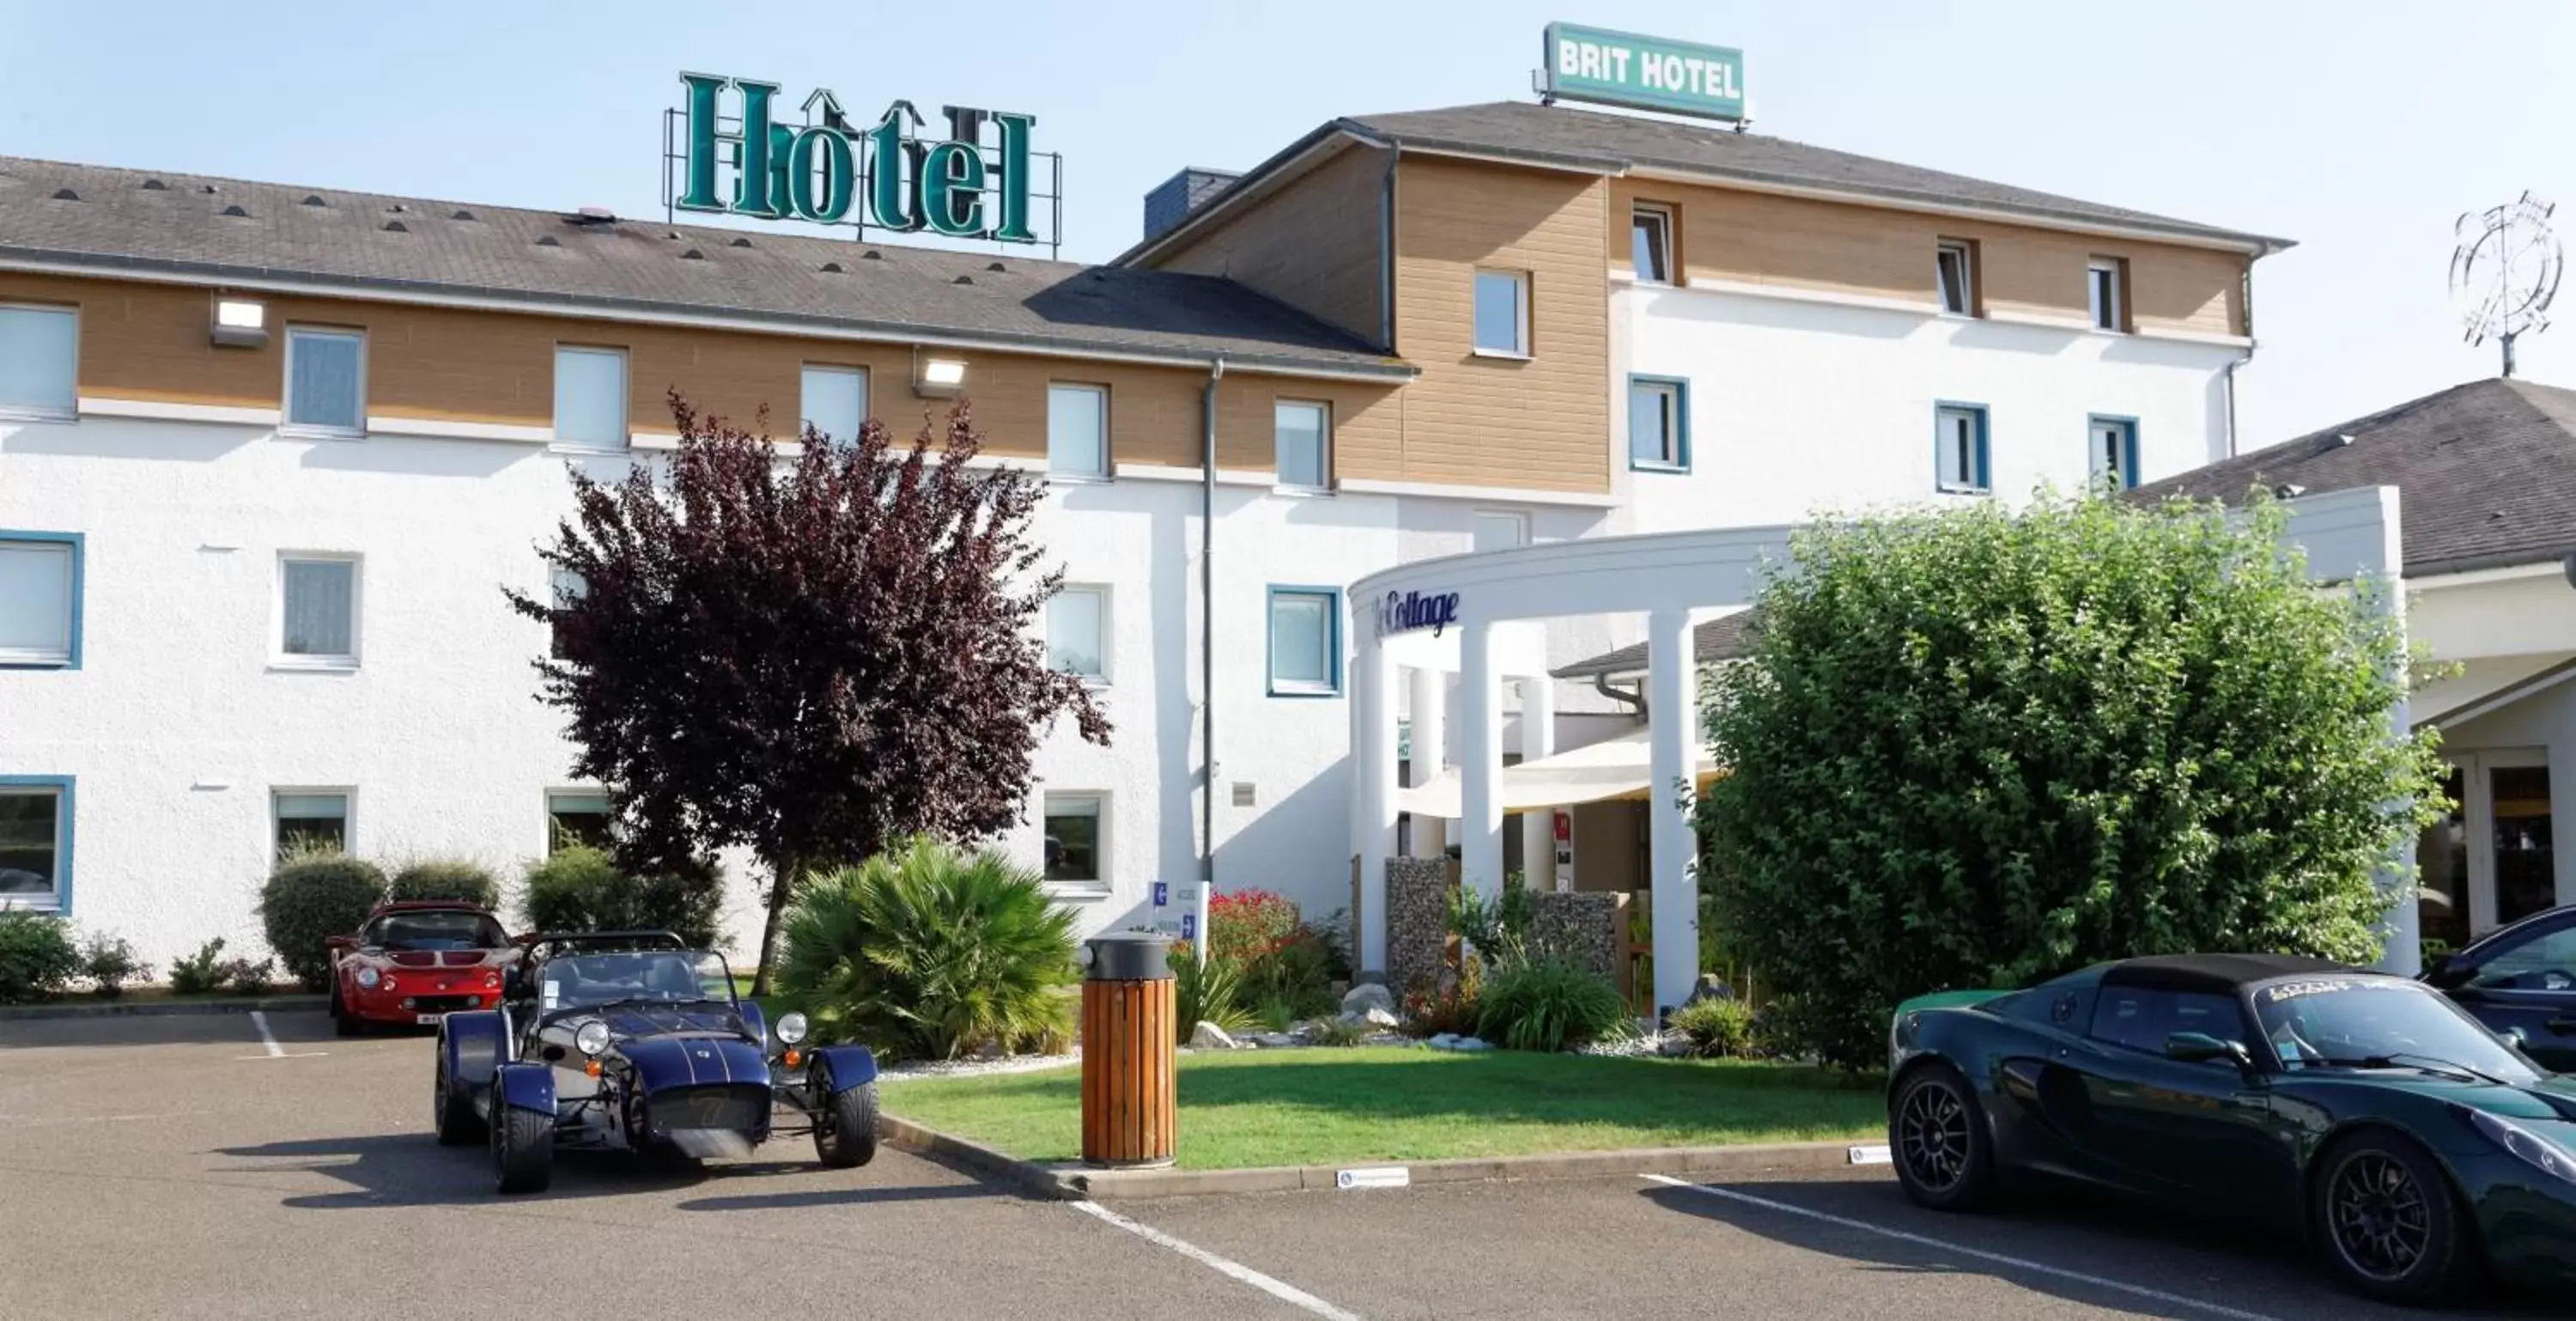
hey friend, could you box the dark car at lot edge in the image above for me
[2424,904,2576,1072]
[433,930,879,1194]
[1888,953,2576,1304]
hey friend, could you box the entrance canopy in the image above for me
[1396,728,1722,819]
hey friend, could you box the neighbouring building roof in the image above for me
[2132,376,2576,578]
[0,156,1407,377]
[1552,608,1759,682]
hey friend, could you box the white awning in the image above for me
[1395,728,1723,819]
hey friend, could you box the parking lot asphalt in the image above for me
[0,1012,2553,1320]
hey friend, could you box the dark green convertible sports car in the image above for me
[1888,953,2576,1303]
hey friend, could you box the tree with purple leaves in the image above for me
[508,392,1110,993]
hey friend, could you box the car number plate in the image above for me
[415,1013,443,1025]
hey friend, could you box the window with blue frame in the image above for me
[0,776,73,913]
[1628,376,1689,472]
[1267,587,1341,696]
[1934,404,1991,494]
[2089,416,2141,490]
[0,532,81,669]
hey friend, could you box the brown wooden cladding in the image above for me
[1392,158,1612,494]
[1606,178,2248,338]
[1153,143,1388,348]
[1080,976,1176,1166]
[0,271,1401,473]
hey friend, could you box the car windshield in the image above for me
[538,951,734,1013]
[371,911,505,951]
[2253,977,2539,1082]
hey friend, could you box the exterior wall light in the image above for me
[914,355,968,398]
[211,296,269,348]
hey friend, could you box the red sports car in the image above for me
[325,901,516,1035]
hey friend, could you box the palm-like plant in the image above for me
[777,837,1078,1060]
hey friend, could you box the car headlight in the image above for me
[2467,1108,2576,1184]
[355,967,380,989]
[775,1012,809,1046]
[574,1020,612,1057]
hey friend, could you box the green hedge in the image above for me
[519,844,722,947]
[0,912,82,1003]
[258,851,389,989]
[387,857,501,909]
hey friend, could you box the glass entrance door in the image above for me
[2417,766,2469,956]
[2493,763,2557,925]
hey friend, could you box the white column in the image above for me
[1460,620,1504,902]
[1519,675,1558,890]
[1353,626,1400,977]
[1406,664,1448,857]
[2364,490,2421,977]
[1647,608,1699,1017]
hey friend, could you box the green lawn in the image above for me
[887,1046,1886,1171]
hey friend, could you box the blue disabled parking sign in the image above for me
[1181,914,1196,940]
[1152,881,1169,907]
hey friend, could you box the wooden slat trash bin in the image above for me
[1080,931,1177,1169]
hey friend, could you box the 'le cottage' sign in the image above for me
[1378,589,1461,639]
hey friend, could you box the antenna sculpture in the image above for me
[2450,192,2563,378]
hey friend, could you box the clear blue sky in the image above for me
[6,0,2570,449]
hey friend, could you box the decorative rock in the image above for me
[1427,1032,1460,1049]
[1340,982,1396,1019]
[1359,1005,1400,1028]
[1248,1032,1303,1049]
[1683,974,1735,1006]
[1189,1020,1240,1050]
[1450,1036,1493,1052]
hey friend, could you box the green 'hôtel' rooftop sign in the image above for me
[1541,23,1745,123]
[669,72,1052,247]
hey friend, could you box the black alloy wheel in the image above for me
[1890,1064,1992,1210]
[2312,1133,2470,1303]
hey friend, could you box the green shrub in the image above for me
[1306,1014,1367,1047]
[1252,993,1298,1034]
[1669,996,1763,1059]
[775,837,1078,1061]
[1211,888,1340,1019]
[1173,943,1256,1042]
[258,849,389,989]
[79,933,149,999]
[169,938,228,995]
[386,858,501,909]
[1450,872,1537,963]
[1700,493,2447,1069]
[0,912,82,1003]
[1476,956,1629,1052]
[519,844,722,947]
[1400,955,1483,1038]
[221,955,275,995]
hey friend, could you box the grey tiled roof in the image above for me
[0,156,1405,376]
[2131,376,2576,577]
[1341,101,2287,253]
[1553,609,1758,681]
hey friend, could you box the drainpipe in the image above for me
[2224,350,2250,459]
[1199,355,1226,965]
[1378,143,1400,351]
[1594,673,1647,721]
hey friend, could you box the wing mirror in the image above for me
[2425,953,2474,989]
[324,934,356,954]
[2166,1031,2258,1078]
[2500,1025,2532,1051]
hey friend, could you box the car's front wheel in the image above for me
[813,1062,879,1169]
[2312,1131,2474,1304]
[493,1103,554,1195]
[331,983,359,1038]
[432,1050,483,1147]
[1890,1062,1995,1211]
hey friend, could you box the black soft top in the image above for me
[2099,953,2366,995]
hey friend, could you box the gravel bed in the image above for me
[877,1051,1079,1083]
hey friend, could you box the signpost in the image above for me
[1540,23,1746,124]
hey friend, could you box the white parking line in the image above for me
[236,1011,325,1061]
[1070,1199,1366,1321]
[1641,1174,2287,1321]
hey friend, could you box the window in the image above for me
[0,304,77,420]
[553,346,629,450]
[1274,399,1329,490]
[2089,416,2140,490]
[1267,587,1340,697]
[1628,376,1688,472]
[799,364,868,443]
[1631,205,1674,283]
[1473,270,1529,356]
[549,567,586,660]
[1047,585,1108,682]
[1934,404,1991,494]
[1047,383,1109,478]
[2089,986,2247,1057]
[2088,258,2128,332]
[546,789,613,854]
[1935,240,1977,317]
[1472,510,1528,553]
[273,790,350,859]
[0,778,71,911]
[0,533,79,668]
[1042,793,1103,890]
[283,327,365,436]
[277,554,360,667]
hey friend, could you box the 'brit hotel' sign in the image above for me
[1541,23,1746,123]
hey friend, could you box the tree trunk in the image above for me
[750,851,799,997]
